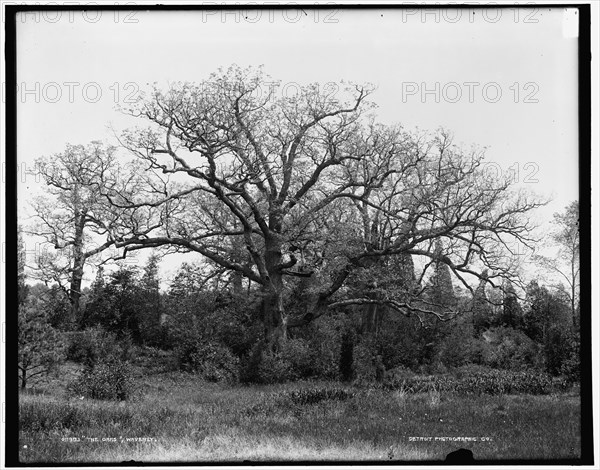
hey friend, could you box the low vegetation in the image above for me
[19,360,580,463]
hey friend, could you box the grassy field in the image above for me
[18,363,581,463]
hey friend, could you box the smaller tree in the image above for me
[499,283,524,329]
[472,270,493,336]
[138,254,164,345]
[18,295,66,389]
[18,225,29,306]
[536,201,580,327]
[84,265,143,342]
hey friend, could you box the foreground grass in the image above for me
[19,369,581,463]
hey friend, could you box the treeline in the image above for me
[18,250,580,393]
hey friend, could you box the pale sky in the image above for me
[14,6,581,287]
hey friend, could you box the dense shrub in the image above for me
[544,325,574,376]
[240,336,328,384]
[437,324,479,368]
[191,342,239,383]
[203,303,259,357]
[480,327,542,371]
[65,327,130,367]
[176,337,238,382]
[352,339,377,383]
[559,335,580,384]
[278,338,315,379]
[239,340,265,384]
[254,350,296,384]
[69,359,136,401]
[304,313,349,380]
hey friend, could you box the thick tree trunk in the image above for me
[362,303,384,335]
[69,212,86,328]
[70,268,83,327]
[262,284,287,351]
[262,233,288,351]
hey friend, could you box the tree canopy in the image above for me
[28,65,546,349]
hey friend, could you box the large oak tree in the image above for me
[102,65,544,349]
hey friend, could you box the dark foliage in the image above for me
[339,331,354,382]
[65,327,130,367]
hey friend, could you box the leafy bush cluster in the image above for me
[478,327,542,371]
[240,338,319,384]
[383,369,557,395]
[191,342,239,383]
[62,326,138,401]
[352,340,377,384]
[175,337,239,382]
[65,327,130,367]
[69,359,136,401]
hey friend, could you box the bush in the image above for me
[437,326,479,368]
[278,338,315,379]
[190,342,239,383]
[480,327,542,371]
[545,326,574,376]
[175,337,238,383]
[65,327,129,367]
[69,359,136,401]
[239,340,265,384]
[239,338,314,384]
[256,350,295,384]
[352,339,377,384]
[559,335,580,384]
[304,313,349,380]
